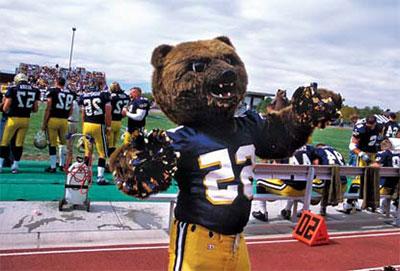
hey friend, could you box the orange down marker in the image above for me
[292,210,329,246]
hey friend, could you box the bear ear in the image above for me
[151,44,173,68]
[215,36,235,48]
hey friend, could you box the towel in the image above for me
[360,167,380,210]
[321,166,343,207]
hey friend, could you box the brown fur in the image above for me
[152,37,247,125]
[267,89,289,112]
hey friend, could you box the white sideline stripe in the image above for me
[351,264,400,271]
[0,245,169,257]
[1,231,399,257]
[247,232,400,245]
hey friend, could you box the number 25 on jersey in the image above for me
[198,145,255,205]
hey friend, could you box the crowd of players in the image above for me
[0,73,151,186]
[0,73,399,218]
[252,111,399,221]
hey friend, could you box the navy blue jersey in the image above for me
[47,87,76,119]
[166,111,269,235]
[111,91,130,121]
[127,97,151,132]
[375,149,400,168]
[384,121,399,138]
[289,144,316,165]
[5,82,40,118]
[314,145,347,184]
[352,121,384,153]
[314,145,346,166]
[376,149,400,186]
[78,91,111,124]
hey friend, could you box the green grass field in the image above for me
[18,103,352,160]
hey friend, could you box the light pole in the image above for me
[68,27,76,70]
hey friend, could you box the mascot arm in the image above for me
[109,129,178,199]
[256,85,342,159]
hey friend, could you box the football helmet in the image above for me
[110,81,121,92]
[34,131,48,149]
[14,73,28,84]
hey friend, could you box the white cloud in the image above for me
[0,0,399,110]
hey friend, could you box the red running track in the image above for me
[1,230,399,271]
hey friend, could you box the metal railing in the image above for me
[147,164,400,228]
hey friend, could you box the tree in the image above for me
[256,97,272,113]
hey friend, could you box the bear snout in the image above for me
[219,69,237,84]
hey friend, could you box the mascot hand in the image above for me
[291,84,342,128]
[109,129,178,199]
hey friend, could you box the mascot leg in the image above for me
[168,220,250,271]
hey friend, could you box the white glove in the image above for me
[358,151,371,163]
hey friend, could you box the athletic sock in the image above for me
[59,145,66,166]
[254,200,267,214]
[285,200,294,211]
[0,157,4,169]
[50,155,57,169]
[12,160,19,170]
[97,166,105,178]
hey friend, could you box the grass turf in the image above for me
[0,160,178,201]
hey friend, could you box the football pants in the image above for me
[108,120,122,148]
[348,153,376,194]
[255,178,306,197]
[47,117,68,146]
[82,122,107,159]
[0,117,29,147]
[123,128,142,145]
[169,220,250,271]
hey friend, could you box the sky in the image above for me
[0,0,399,110]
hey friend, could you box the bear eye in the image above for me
[192,61,206,72]
[225,56,237,65]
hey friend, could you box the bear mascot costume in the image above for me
[110,36,342,270]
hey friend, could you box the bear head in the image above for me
[151,36,248,126]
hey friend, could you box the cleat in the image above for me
[252,211,268,222]
[96,176,109,185]
[59,166,65,172]
[341,202,353,214]
[11,168,19,174]
[297,210,303,218]
[280,209,291,220]
[44,167,57,173]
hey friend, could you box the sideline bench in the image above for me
[148,164,400,229]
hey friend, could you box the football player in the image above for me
[312,143,347,216]
[345,115,384,213]
[78,82,111,184]
[383,112,399,138]
[252,144,316,221]
[0,90,16,168]
[371,139,400,214]
[42,77,75,172]
[0,90,4,141]
[121,87,151,144]
[108,82,129,156]
[0,73,40,173]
